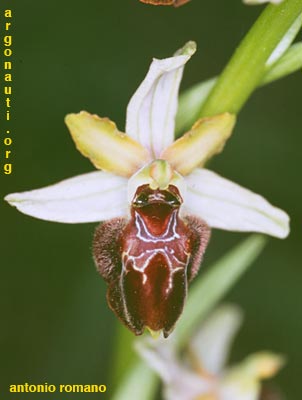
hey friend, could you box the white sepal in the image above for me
[184,168,290,238]
[126,41,196,158]
[5,171,128,223]
[136,337,211,400]
[190,305,243,376]
[219,381,259,400]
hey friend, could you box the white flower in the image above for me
[5,41,289,239]
[4,42,290,336]
[136,304,285,400]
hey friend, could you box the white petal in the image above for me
[126,42,196,158]
[135,338,178,384]
[190,305,243,375]
[136,338,211,400]
[184,169,290,238]
[219,381,259,400]
[163,372,211,400]
[5,171,128,223]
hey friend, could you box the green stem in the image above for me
[176,42,302,135]
[200,0,302,117]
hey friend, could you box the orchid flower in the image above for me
[5,42,289,337]
[136,304,285,400]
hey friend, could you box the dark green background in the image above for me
[1,0,301,398]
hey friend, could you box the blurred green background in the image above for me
[1,0,301,398]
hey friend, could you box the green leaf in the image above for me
[262,41,302,84]
[110,326,136,389]
[173,234,267,349]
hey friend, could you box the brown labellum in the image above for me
[93,184,210,337]
[139,0,191,7]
